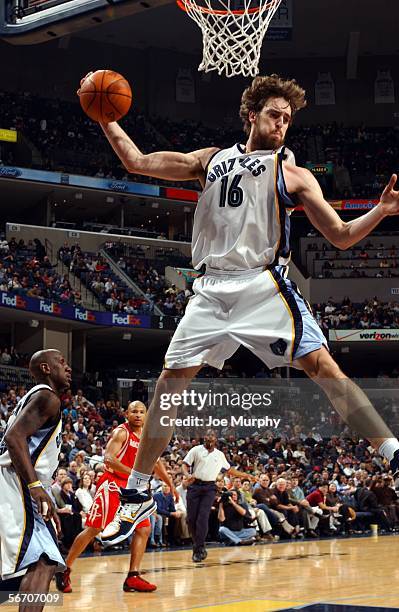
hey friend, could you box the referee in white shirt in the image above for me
[182,429,255,563]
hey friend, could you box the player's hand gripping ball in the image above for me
[78,70,132,123]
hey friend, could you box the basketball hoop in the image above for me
[177,0,283,78]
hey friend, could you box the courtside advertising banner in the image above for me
[329,329,399,342]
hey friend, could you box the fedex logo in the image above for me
[39,301,62,315]
[112,314,142,326]
[74,309,96,322]
[1,293,27,309]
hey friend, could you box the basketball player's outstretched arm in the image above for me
[77,72,218,183]
[226,467,257,483]
[285,165,399,249]
[100,121,218,183]
[4,390,60,518]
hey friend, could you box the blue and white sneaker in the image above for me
[98,512,124,548]
[100,489,156,546]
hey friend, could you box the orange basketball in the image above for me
[79,70,132,123]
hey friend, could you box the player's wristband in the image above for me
[27,480,43,490]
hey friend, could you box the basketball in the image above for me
[79,70,132,123]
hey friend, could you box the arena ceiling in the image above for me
[75,0,399,59]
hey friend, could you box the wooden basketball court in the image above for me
[51,535,399,611]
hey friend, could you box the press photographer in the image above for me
[218,490,257,546]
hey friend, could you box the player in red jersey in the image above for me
[55,401,176,594]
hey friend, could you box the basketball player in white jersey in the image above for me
[0,349,71,610]
[78,72,399,540]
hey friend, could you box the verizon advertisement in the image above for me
[329,329,399,342]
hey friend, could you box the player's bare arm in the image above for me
[101,121,217,185]
[5,390,60,519]
[78,72,218,185]
[103,427,131,475]
[226,467,256,483]
[284,164,398,249]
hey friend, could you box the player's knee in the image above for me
[136,525,151,538]
[160,368,188,381]
[303,351,343,380]
[160,367,178,378]
[155,374,173,398]
[161,365,201,380]
[28,555,57,579]
[84,526,101,538]
[158,370,174,387]
[156,369,188,397]
[316,359,342,379]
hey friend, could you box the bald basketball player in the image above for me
[0,349,71,612]
[78,72,399,541]
[56,401,176,594]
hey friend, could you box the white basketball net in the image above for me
[178,0,283,78]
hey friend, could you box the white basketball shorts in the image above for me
[0,466,65,579]
[164,265,327,370]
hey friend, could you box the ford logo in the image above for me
[108,182,128,191]
[0,167,21,178]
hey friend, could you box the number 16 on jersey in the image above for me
[219,175,244,208]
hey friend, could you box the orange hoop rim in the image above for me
[176,0,275,16]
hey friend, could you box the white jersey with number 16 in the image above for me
[192,144,296,271]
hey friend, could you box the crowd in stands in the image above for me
[0,236,83,305]
[104,242,193,316]
[58,241,195,316]
[1,89,398,198]
[2,380,399,553]
[0,346,29,368]
[58,242,153,314]
[314,297,399,331]
[1,235,398,331]
[315,123,398,198]
[0,234,193,316]
[58,241,193,315]
[306,240,399,279]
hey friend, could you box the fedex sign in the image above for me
[1,294,27,309]
[39,301,62,315]
[0,292,152,329]
[112,314,143,326]
[74,308,96,322]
